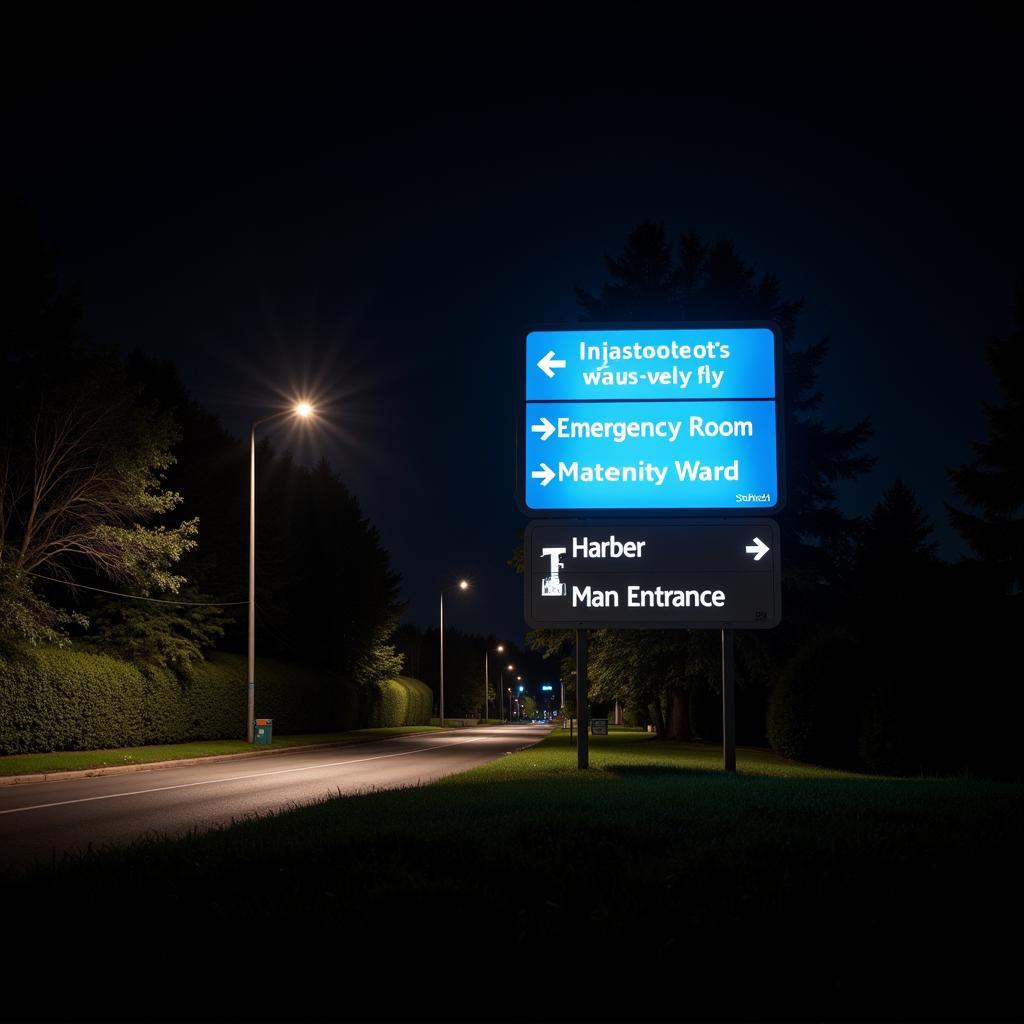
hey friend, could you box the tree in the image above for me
[948,289,1024,595]
[848,478,940,616]
[586,629,717,738]
[0,203,198,647]
[254,454,405,690]
[88,589,226,678]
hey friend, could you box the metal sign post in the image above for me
[576,628,588,770]
[722,628,736,772]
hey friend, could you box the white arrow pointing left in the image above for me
[531,417,556,441]
[537,350,566,378]
[745,537,770,561]
[531,463,555,487]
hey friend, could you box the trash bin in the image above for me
[254,718,273,745]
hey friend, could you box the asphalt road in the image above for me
[0,723,550,867]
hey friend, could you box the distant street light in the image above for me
[484,643,504,723]
[439,579,470,725]
[248,401,316,742]
[502,665,514,721]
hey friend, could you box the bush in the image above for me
[370,676,434,727]
[0,646,362,754]
[689,682,722,742]
[767,630,864,769]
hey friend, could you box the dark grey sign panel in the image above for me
[524,519,781,629]
[590,718,609,735]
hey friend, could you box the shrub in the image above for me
[371,676,434,727]
[767,630,864,768]
[689,682,722,742]
[0,646,361,754]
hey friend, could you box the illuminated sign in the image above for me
[524,519,780,629]
[520,324,784,514]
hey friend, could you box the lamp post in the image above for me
[484,644,504,723]
[439,579,469,725]
[248,401,315,742]
[501,664,514,721]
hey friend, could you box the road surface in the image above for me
[0,723,550,866]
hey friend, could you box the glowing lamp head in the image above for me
[507,665,514,671]
[496,644,504,653]
[294,401,314,419]
[458,579,469,591]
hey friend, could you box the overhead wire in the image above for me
[23,571,248,606]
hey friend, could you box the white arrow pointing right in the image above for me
[531,463,555,487]
[537,350,566,378]
[531,416,555,441]
[745,537,770,561]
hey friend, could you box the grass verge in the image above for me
[3,729,1020,1021]
[0,725,445,776]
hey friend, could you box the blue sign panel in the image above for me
[526,327,776,402]
[521,324,784,514]
[525,400,778,509]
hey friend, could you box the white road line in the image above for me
[0,735,492,816]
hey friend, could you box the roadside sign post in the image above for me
[576,628,588,770]
[722,628,736,772]
[519,324,784,772]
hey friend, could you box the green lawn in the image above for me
[0,725,444,776]
[3,728,1019,1021]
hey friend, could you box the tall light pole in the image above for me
[484,644,504,723]
[248,401,315,742]
[439,579,469,725]
[501,664,514,721]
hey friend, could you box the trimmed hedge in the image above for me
[0,645,428,754]
[370,675,434,727]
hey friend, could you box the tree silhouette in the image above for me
[0,201,198,647]
[948,289,1024,595]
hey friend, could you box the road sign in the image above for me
[520,324,784,514]
[590,718,608,735]
[524,519,781,629]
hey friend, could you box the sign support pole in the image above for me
[576,628,589,770]
[722,627,736,772]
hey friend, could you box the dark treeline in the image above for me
[530,224,1022,779]
[0,199,403,700]
[394,624,544,718]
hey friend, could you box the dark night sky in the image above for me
[5,12,1021,645]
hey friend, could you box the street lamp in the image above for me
[439,578,470,725]
[248,400,316,742]
[484,643,504,723]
